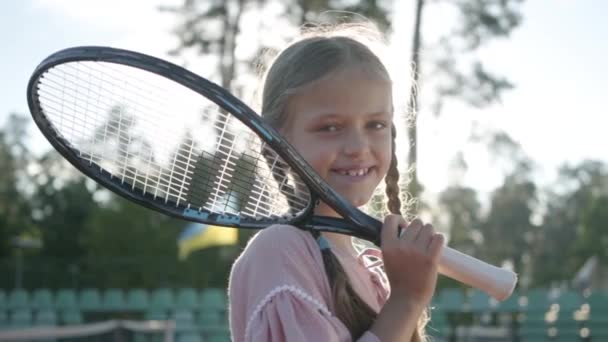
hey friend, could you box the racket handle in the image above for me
[438,246,517,301]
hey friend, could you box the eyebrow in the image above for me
[310,110,393,119]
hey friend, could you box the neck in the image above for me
[322,231,355,256]
[314,203,356,256]
[314,202,340,218]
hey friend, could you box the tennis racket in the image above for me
[27,46,517,300]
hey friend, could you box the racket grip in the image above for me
[438,246,517,301]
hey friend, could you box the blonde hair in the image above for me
[259,23,428,341]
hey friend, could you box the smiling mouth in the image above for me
[333,167,371,177]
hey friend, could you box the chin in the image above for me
[343,194,373,208]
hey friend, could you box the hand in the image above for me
[380,215,445,309]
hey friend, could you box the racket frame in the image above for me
[27,46,380,242]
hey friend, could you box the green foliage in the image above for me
[480,174,537,273]
[0,114,34,258]
[430,0,523,111]
[438,185,481,257]
[580,195,608,262]
[529,160,608,287]
[160,0,394,91]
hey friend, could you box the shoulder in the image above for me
[229,224,326,293]
[250,224,315,249]
[228,225,333,339]
[234,225,319,269]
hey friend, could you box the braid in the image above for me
[385,124,402,215]
[310,231,377,339]
[382,124,428,342]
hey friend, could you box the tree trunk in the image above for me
[406,0,424,200]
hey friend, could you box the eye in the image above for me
[367,120,388,130]
[318,123,341,132]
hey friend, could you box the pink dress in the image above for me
[228,224,389,342]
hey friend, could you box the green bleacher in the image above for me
[4,287,608,341]
[428,287,608,341]
[0,288,230,341]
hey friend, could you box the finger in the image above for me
[381,214,404,246]
[401,218,423,243]
[428,233,446,262]
[417,223,435,248]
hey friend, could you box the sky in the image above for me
[1,0,607,198]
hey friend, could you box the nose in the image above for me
[342,128,370,157]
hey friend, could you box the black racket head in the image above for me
[27,46,380,241]
[27,46,317,229]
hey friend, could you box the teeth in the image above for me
[339,168,369,176]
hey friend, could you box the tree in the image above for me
[405,0,524,199]
[160,0,394,93]
[480,174,537,277]
[0,113,34,258]
[472,129,538,285]
[579,195,608,263]
[529,160,608,287]
[80,198,182,288]
[437,185,482,257]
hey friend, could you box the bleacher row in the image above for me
[4,287,608,341]
[428,288,608,341]
[0,288,229,342]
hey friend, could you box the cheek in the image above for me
[377,136,393,174]
[288,136,332,174]
[302,145,333,174]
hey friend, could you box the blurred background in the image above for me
[1,0,607,341]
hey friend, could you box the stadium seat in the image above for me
[177,332,203,342]
[554,290,582,313]
[200,288,227,311]
[551,327,581,341]
[198,310,224,328]
[9,309,32,328]
[585,319,608,340]
[468,289,492,313]
[35,310,58,342]
[150,288,174,310]
[436,288,465,312]
[495,290,522,313]
[523,289,550,314]
[173,309,197,332]
[145,308,168,321]
[427,311,450,339]
[518,314,548,342]
[0,310,8,328]
[552,315,581,338]
[204,331,231,342]
[31,288,54,310]
[78,288,102,312]
[61,309,84,325]
[176,288,199,310]
[126,288,150,311]
[587,291,608,319]
[8,289,29,310]
[54,289,78,311]
[34,309,58,326]
[102,288,126,311]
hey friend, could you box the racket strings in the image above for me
[36,60,312,219]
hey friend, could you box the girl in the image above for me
[228,23,445,342]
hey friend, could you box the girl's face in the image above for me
[281,67,393,216]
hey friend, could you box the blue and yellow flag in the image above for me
[177,223,238,260]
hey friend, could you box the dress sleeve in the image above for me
[228,225,382,342]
